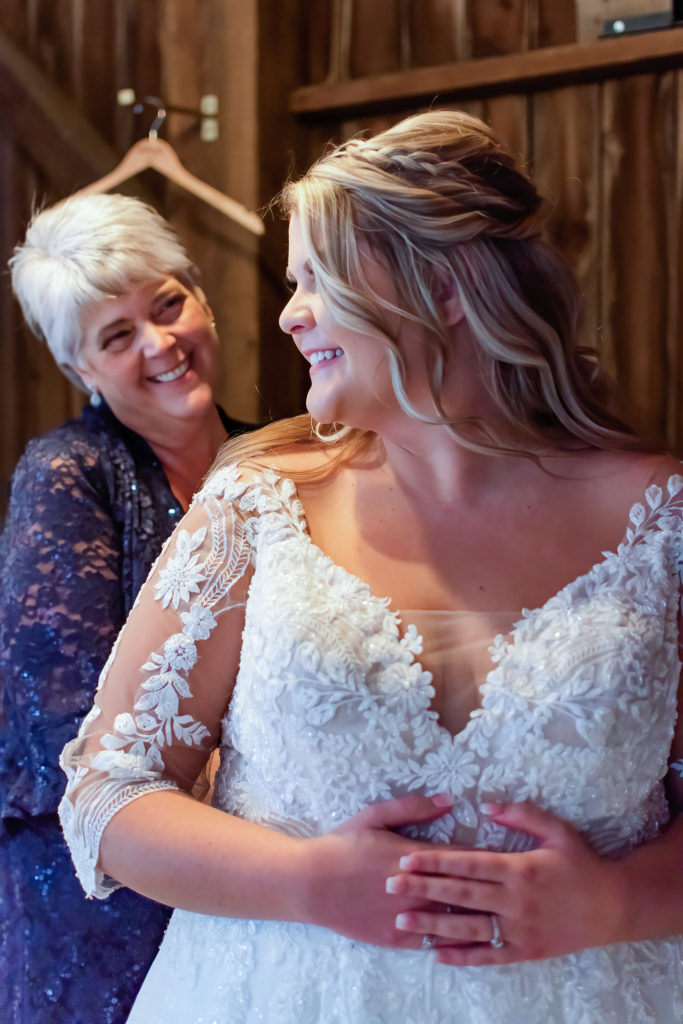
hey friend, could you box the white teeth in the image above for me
[150,357,190,383]
[309,348,343,365]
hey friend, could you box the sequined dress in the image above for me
[59,464,683,1023]
[0,402,245,1024]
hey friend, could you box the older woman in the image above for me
[0,194,254,1023]
[60,113,682,1023]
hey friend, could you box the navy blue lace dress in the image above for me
[0,401,249,1024]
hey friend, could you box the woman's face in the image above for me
[279,215,413,432]
[76,277,220,436]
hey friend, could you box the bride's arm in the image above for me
[59,472,451,948]
[101,785,455,945]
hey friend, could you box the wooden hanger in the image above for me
[74,100,264,236]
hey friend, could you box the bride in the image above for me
[60,110,683,1022]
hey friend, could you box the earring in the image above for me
[90,390,102,407]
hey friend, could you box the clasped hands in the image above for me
[312,794,626,965]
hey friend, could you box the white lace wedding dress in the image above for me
[59,465,683,1023]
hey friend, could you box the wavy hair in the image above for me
[214,109,645,478]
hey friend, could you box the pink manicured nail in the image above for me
[385,876,400,894]
[395,914,410,930]
[398,855,414,870]
[432,793,455,807]
[480,802,504,816]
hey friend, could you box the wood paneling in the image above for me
[408,0,469,65]
[533,86,602,358]
[467,0,530,58]
[290,27,683,114]
[0,0,165,514]
[600,73,672,441]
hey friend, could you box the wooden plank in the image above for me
[0,27,128,194]
[306,0,333,83]
[350,0,402,76]
[471,3,530,211]
[666,71,682,452]
[599,73,670,443]
[576,0,670,44]
[29,0,75,92]
[290,26,683,115]
[482,94,529,165]
[467,0,529,58]
[80,0,117,139]
[532,85,601,359]
[0,0,30,49]
[536,0,576,47]
[408,0,469,65]
[0,129,21,514]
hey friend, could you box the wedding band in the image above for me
[489,914,504,949]
[421,934,436,951]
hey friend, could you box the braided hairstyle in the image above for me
[280,110,642,456]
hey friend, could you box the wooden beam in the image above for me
[290,26,683,116]
[0,27,126,194]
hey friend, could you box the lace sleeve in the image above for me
[59,467,255,898]
[0,438,125,818]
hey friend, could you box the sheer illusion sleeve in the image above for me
[0,438,125,818]
[59,467,255,899]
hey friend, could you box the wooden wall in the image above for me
[1,0,682,515]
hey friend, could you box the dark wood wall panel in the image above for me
[532,86,601,359]
[670,73,683,450]
[467,0,530,58]
[0,0,164,513]
[408,0,468,65]
[600,74,673,442]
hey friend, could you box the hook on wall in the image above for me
[133,96,167,140]
[116,89,219,141]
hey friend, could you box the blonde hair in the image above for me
[215,109,644,477]
[9,193,199,391]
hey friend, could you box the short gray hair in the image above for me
[9,193,198,389]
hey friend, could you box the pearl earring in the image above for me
[90,390,102,407]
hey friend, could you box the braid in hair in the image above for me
[280,110,642,456]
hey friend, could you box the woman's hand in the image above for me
[298,793,456,949]
[385,802,627,965]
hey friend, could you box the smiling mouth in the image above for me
[308,348,343,365]
[148,356,191,383]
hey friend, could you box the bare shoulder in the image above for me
[254,444,338,477]
[547,447,675,489]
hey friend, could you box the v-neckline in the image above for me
[283,468,674,627]
[263,467,680,743]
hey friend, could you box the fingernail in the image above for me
[480,802,504,816]
[385,876,400,894]
[432,793,455,807]
[395,914,409,930]
[398,856,413,870]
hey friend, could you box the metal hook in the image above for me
[132,95,167,141]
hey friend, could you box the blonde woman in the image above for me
[60,112,682,1023]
